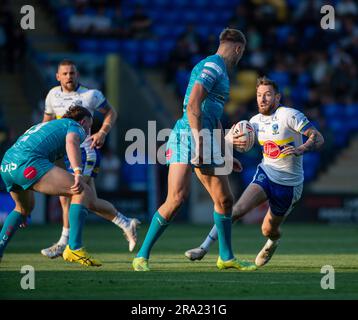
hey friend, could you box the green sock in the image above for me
[136,211,170,259]
[0,210,23,257]
[68,204,88,250]
[213,211,234,261]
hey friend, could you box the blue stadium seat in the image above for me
[77,39,99,53]
[175,69,191,97]
[142,39,160,66]
[143,52,160,67]
[142,39,158,52]
[276,25,292,45]
[99,39,121,53]
[153,25,171,38]
[323,103,344,119]
[268,70,290,89]
[121,40,140,65]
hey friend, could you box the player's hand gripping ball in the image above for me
[225,120,255,153]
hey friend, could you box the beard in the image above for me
[258,101,277,116]
[63,81,77,91]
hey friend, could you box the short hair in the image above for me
[219,28,246,46]
[256,76,279,93]
[62,106,92,121]
[58,59,76,70]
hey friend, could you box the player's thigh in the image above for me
[31,166,75,196]
[10,190,35,215]
[194,168,233,205]
[166,163,192,201]
[234,183,268,217]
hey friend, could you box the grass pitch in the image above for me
[0,223,357,300]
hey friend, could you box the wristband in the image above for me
[73,167,82,174]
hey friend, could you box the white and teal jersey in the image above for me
[182,54,229,126]
[10,119,86,163]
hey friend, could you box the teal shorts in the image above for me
[165,118,224,167]
[0,149,54,193]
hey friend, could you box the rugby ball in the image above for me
[225,120,255,153]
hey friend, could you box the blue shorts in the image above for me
[251,166,303,217]
[165,118,224,167]
[64,147,101,178]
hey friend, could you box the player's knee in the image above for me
[232,202,246,220]
[15,203,34,216]
[217,194,234,213]
[168,191,187,211]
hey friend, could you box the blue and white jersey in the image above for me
[181,54,229,127]
[250,106,313,186]
[45,84,108,158]
[45,84,107,118]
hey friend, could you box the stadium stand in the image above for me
[1,0,357,195]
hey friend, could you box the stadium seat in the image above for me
[99,39,121,53]
[175,69,191,97]
[121,40,140,65]
[143,52,160,67]
[77,39,99,53]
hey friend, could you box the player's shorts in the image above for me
[251,165,303,217]
[0,150,54,193]
[165,117,224,167]
[64,146,101,178]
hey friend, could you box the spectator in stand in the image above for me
[128,4,153,39]
[90,5,112,36]
[111,6,129,38]
[164,37,191,84]
[69,4,92,35]
[179,24,201,55]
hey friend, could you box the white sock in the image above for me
[58,227,69,245]
[200,225,218,252]
[267,238,280,246]
[112,211,130,229]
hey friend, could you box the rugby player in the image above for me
[133,28,257,272]
[185,77,325,266]
[41,60,139,259]
[0,106,102,266]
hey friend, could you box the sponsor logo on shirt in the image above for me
[272,123,279,135]
[23,166,38,179]
[203,62,223,75]
[263,140,281,159]
[0,163,18,173]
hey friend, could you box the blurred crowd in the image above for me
[1,0,357,191]
[0,1,27,73]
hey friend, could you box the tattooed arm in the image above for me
[281,127,325,156]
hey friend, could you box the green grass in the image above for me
[0,223,357,300]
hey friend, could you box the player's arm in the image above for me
[90,103,117,149]
[43,92,56,122]
[66,132,85,194]
[298,127,325,154]
[42,113,55,123]
[187,83,207,165]
[282,127,324,156]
